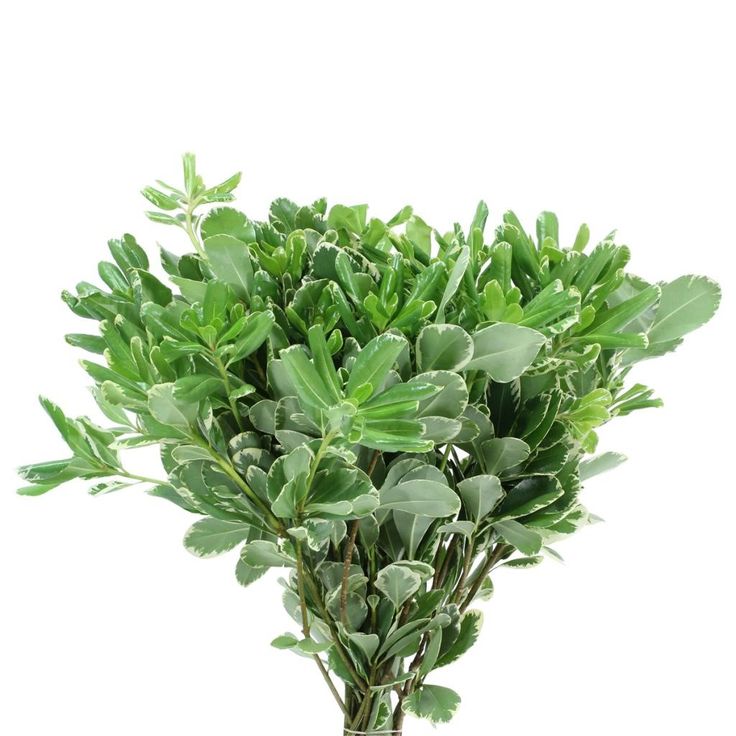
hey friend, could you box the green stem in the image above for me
[213,355,245,432]
[340,520,360,626]
[452,537,476,604]
[349,686,373,731]
[193,436,285,536]
[118,471,170,486]
[434,534,458,589]
[305,431,336,497]
[301,568,368,692]
[295,541,349,718]
[184,197,205,258]
[460,543,511,612]
[439,443,453,473]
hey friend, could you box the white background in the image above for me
[1,2,734,735]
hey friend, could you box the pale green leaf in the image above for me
[417,324,473,372]
[403,684,461,724]
[203,233,254,299]
[380,479,461,518]
[184,518,251,558]
[467,323,546,382]
[375,564,422,608]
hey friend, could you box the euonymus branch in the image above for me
[18,155,720,734]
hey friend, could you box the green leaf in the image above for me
[327,204,366,234]
[584,283,661,335]
[403,684,461,724]
[437,520,475,537]
[347,631,380,662]
[457,475,502,523]
[502,556,544,569]
[173,376,224,403]
[236,552,268,587]
[346,333,407,400]
[375,564,422,608]
[493,476,563,521]
[436,246,470,322]
[361,419,434,454]
[226,310,275,365]
[65,333,107,354]
[436,610,483,668]
[148,384,198,430]
[182,152,197,196]
[650,275,721,342]
[493,520,543,555]
[406,215,432,256]
[625,275,721,362]
[296,638,333,654]
[480,437,531,475]
[184,518,251,558]
[409,371,468,419]
[359,381,441,419]
[271,632,299,649]
[380,479,461,518]
[393,511,434,558]
[240,540,295,568]
[307,324,342,403]
[467,323,546,382]
[580,451,627,481]
[201,207,255,243]
[203,234,254,300]
[280,345,336,412]
[416,324,473,372]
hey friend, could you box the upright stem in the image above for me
[340,520,360,626]
[301,568,368,692]
[295,541,349,718]
[196,438,285,535]
[452,537,476,603]
[213,355,245,432]
[184,198,206,258]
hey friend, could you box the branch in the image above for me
[340,520,360,626]
[296,540,349,717]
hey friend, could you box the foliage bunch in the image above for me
[19,155,720,734]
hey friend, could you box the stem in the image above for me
[213,355,245,432]
[193,436,285,535]
[340,520,360,626]
[349,688,373,731]
[366,449,381,477]
[341,449,379,625]
[434,534,459,589]
[439,443,453,473]
[460,542,511,612]
[184,198,205,258]
[392,700,405,735]
[301,567,368,692]
[295,542,311,637]
[452,537,476,604]
[118,471,169,486]
[295,541,349,718]
[305,431,336,497]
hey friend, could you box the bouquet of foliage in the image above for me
[18,155,720,734]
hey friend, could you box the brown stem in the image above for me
[366,448,381,477]
[392,700,405,735]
